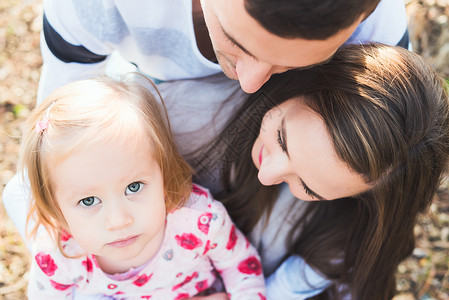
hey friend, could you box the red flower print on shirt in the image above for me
[192,184,208,198]
[172,272,199,291]
[133,273,153,287]
[49,280,74,291]
[92,256,100,268]
[197,212,213,235]
[108,284,117,289]
[202,240,218,255]
[60,230,72,242]
[258,292,266,300]
[174,293,190,300]
[175,233,203,250]
[237,256,262,275]
[35,252,58,276]
[82,257,93,272]
[203,240,211,255]
[141,296,152,299]
[195,279,208,293]
[226,225,237,250]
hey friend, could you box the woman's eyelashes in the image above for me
[300,180,316,199]
[277,129,287,153]
[277,119,289,155]
[79,196,101,207]
[298,178,326,201]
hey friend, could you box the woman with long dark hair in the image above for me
[189,44,449,299]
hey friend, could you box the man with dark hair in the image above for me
[200,0,408,93]
[244,0,381,39]
[36,0,408,98]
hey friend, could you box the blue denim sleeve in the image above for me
[266,255,331,300]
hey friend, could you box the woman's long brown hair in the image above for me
[192,44,449,299]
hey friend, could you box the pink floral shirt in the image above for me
[28,185,266,299]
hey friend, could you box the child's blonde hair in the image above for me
[19,75,192,241]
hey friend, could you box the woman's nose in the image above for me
[105,198,134,231]
[257,152,287,186]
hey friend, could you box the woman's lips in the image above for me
[107,235,139,248]
[259,145,264,165]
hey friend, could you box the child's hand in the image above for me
[187,292,229,300]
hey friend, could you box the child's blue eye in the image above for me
[126,182,143,194]
[79,196,100,207]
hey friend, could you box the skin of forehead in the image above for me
[209,0,363,68]
[284,99,370,200]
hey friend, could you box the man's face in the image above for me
[200,0,364,93]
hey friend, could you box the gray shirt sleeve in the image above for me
[266,255,331,300]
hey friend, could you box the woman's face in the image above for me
[251,97,369,201]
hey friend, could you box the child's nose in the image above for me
[105,199,133,231]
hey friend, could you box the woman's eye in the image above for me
[298,178,317,200]
[79,197,100,207]
[126,182,143,195]
[303,185,316,199]
[277,129,287,153]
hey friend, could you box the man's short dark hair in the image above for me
[244,0,381,40]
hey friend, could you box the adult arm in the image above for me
[265,256,331,300]
[38,0,116,103]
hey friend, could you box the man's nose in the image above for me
[236,59,274,93]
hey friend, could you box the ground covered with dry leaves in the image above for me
[0,0,448,299]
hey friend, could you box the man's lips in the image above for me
[107,235,139,248]
[259,145,264,165]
